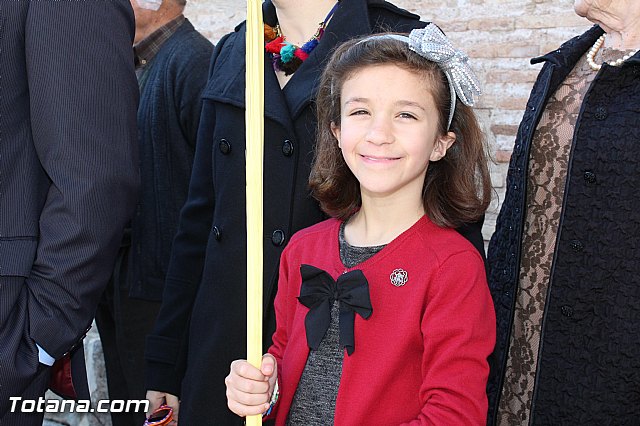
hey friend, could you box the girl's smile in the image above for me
[360,154,401,163]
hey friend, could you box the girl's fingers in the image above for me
[226,384,271,407]
[261,354,277,376]
[227,398,271,417]
[231,359,267,381]
[226,374,271,395]
[226,358,274,417]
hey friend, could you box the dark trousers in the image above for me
[0,364,50,426]
[95,247,161,426]
[0,276,50,425]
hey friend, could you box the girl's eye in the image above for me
[349,109,369,116]
[399,112,417,120]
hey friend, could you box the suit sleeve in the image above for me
[144,35,229,396]
[25,0,139,358]
[404,251,495,425]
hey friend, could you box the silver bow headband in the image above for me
[357,24,481,130]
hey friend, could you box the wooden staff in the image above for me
[245,0,264,425]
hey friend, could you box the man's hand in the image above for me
[225,354,277,417]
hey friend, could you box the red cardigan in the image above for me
[267,216,495,425]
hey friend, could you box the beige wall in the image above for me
[183,0,592,241]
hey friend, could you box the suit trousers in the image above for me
[0,275,51,424]
[0,364,50,426]
[95,247,161,426]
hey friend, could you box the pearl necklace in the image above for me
[586,34,639,71]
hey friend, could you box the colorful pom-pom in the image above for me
[301,38,319,54]
[264,2,338,75]
[264,24,278,41]
[280,43,296,63]
[281,57,303,76]
[294,49,310,61]
[265,36,285,54]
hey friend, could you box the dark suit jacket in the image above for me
[0,0,139,417]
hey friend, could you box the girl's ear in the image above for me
[330,122,341,148]
[430,131,456,162]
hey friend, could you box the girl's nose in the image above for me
[365,117,394,146]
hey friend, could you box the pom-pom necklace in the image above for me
[265,2,340,76]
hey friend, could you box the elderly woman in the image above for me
[487,0,640,424]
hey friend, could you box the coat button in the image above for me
[213,226,221,241]
[282,140,294,157]
[271,229,285,246]
[583,171,596,184]
[219,139,231,155]
[570,239,584,252]
[594,106,607,120]
[561,305,574,317]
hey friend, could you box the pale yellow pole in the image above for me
[245,0,264,425]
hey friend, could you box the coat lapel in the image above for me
[203,2,291,130]
[203,0,377,128]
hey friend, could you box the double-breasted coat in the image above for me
[145,1,483,424]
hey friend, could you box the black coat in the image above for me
[145,1,483,424]
[0,0,139,417]
[487,25,640,425]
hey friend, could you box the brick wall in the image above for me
[45,2,593,425]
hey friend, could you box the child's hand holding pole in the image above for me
[225,354,278,417]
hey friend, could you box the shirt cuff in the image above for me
[37,343,56,366]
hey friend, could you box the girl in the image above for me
[225,25,495,425]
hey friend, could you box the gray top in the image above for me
[286,221,384,425]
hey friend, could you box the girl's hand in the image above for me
[225,354,278,417]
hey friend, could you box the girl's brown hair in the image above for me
[310,34,492,228]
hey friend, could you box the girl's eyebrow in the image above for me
[344,98,426,111]
[344,97,369,105]
[394,100,426,111]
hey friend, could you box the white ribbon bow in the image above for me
[407,24,481,128]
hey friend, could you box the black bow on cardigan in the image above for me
[297,264,373,355]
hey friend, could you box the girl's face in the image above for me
[331,64,455,203]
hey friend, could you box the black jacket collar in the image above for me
[205,0,373,128]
